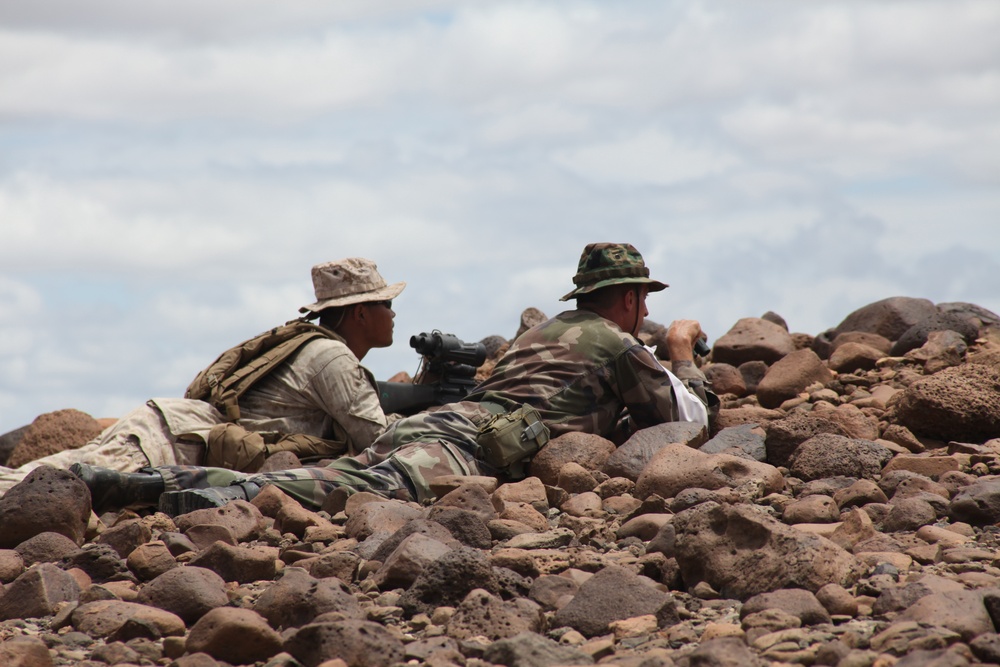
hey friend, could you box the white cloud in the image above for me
[1,0,999,434]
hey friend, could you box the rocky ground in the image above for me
[2,295,1000,667]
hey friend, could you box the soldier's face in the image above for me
[364,300,395,348]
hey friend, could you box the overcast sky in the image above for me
[2,1,999,434]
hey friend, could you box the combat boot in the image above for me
[69,463,165,514]
[158,481,262,517]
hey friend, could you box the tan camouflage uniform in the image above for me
[0,258,402,494]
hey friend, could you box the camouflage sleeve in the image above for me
[614,345,715,430]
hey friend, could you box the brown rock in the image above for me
[398,547,500,616]
[344,501,423,541]
[830,332,893,355]
[552,565,677,637]
[186,542,278,584]
[274,502,336,539]
[704,363,747,397]
[673,502,862,600]
[834,296,939,341]
[13,532,80,567]
[0,466,91,548]
[6,409,104,468]
[492,477,549,513]
[765,405,879,467]
[897,590,994,641]
[446,589,543,640]
[635,443,784,500]
[172,500,265,543]
[829,342,884,373]
[71,599,185,638]
[788,434,894,481]
[432,482,498,521]
[515,307,548,339]
[0,550,24,583]
[756,349,834,409]
[285,619,405,667]
[783,495,839,524]
[136,566,229,624]
[97,519,152,559]
[126,541,178,581]
[186,607,282,665]
[556,462,598,494]
[253,568,363,630]
[0,563,80,619]
[893,363,1000,442]
[604,422,708,481]
[713,317,796,366]
[373,533,453,590]
[529,432,617,486]
[0,636,54,667]
[740,588,831,625]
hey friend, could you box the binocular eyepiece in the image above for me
[410,331,487,368]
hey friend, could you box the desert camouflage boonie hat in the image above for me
[299,258,405,314]
[559,242,668,301]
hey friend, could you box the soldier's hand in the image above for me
[665,319,705,362]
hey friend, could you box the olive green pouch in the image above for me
[477,403,550,470]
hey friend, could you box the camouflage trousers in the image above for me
[156,402,497,509]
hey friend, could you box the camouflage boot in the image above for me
[69,463,165,514]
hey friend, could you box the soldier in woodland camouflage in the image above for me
[76,242,717,514]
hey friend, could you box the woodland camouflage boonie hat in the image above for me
[559,242,668,301]
[299,258,406,314]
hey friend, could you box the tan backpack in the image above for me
[185,318,335,420]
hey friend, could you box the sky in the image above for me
[1,0,999,434]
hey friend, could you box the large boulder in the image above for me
[788,434,894,482]
[672,502,862,600]
[893,363,1000,442]
[890,310,981,356]
[603,422,707,481]
[6,409,105,468]
[0,466,91,548]
[711,317,795,366]
[552,565,677,637]
[634,444,784,500]
[834,296,938,341]
[529,433,616,486]
[756,349,835,409]
[764,405,880,468]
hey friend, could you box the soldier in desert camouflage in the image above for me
[75,242,717,515]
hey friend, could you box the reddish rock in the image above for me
[0,563,80,619]
[6,409,105,468]
[13,532,80,567]
[893,363,1000,442]
[756,349,834,409]
[252,567,363,630]
[136,566,229,624]
[834,296,939,341]
[0,636,53,667]
[0,466,91,548]
[635,444,784,500]
[172,500,265,543]
[186,607,282,665]
[713,317,796,366]
[71,599,185,638]
[673,502,862,600]
[285,619,405,667]
[552,565,677,637]
[829,342,885,373]
[344,501,423,541]
[446,589,542,640]
[603,421,708,482]
[704,363,747,397]
[788,434,894,482]
[186,542,277,584]
[529,432,617,486]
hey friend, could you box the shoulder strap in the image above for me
[185,319,335,421]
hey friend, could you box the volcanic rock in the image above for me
[0,466,91,548]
